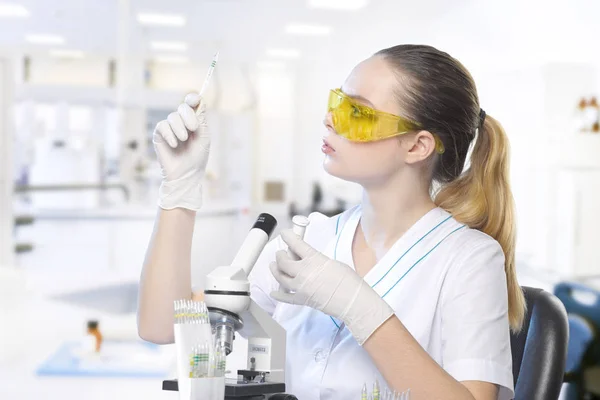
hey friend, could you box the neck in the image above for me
[359,172,436,252]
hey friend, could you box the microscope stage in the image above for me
[162,378,286,398]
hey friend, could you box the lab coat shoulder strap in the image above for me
[307,211,330,224]
[301,207,358,252]
[304,206,358,235]
[332,205,360,235]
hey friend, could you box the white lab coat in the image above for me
[249,206,514,400]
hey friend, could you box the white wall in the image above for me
[477,63,599,272]
[27,57,110,87]
[292,63,327,209]
[254,67,295,211]
[292,58,365,210]
[476,67,546,267]
[0,58,15,267]
[147,61,256,112]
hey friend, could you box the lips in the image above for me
[322,139,335,154]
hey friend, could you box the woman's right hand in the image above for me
[153,93,211,211]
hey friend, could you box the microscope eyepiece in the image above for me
[230,213,278,276]
[251,213,277,236]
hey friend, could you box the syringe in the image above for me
[199,51,219,97]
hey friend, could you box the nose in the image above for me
[323,112,334,131]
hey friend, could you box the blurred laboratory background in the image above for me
[2,0,600,399]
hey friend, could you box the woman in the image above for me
[138,44,526,400]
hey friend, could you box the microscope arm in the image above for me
[204,213,285,382]
[238,299,286,383]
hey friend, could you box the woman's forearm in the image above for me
[363,317,495,400]
[137,208,196,344]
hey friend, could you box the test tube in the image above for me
[191,346,200,378]
[204,342,211,377]
[284,215,310,293]
[218,351,226,377]
[289,215,310,261]
[373,380,380,400]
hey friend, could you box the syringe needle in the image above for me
[199,51,219,97]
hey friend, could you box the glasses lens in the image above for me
[327,90,444,151]
[328,90,342,111]
[328,90,376,141]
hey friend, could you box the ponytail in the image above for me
[434,116,526,332]
[375,44,526,331]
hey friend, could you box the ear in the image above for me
[404,130,437,164]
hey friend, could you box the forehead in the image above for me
[341,56,400,114]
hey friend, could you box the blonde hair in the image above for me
[435,116,526,332]
[377,44,526,332]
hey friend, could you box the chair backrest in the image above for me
[510,286,569,400]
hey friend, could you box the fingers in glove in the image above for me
[178,103,199,132]
[156,120,178,148]
[270,290,295,304]
[275,250,301,278]
[269,261,295,290]
[280,229,317,260]
[167,112,188,142]
[184,92,202,109]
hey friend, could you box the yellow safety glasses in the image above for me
[327,88,445,154]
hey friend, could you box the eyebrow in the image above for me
[340,87,374,107]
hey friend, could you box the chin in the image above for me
[323,156,393,187]
[323,157,359,183]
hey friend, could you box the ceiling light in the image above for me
[50,49,85,59]
[137,13,186,27]
[257,61,286,69]
[150,41,188,51]
[154,55,189,64]
[307,0,368,10]
[0,3,29,17]
[285,24,332,36]
[25,34,65,45]
[266,48,301,59]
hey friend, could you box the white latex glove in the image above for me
[153,93,210,211]
[270,230,394,345]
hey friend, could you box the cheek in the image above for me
[324,139,404,180]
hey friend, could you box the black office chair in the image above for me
[510,286,569,400]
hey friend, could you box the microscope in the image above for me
[163,213,298,399]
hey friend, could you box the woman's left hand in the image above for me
[269,229,394,345]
